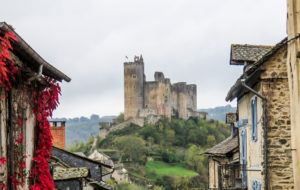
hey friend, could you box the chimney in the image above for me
[50,120,66,149]
[226,112,238,137]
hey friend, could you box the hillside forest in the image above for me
[56,105,235,147]
[68,113,231,189]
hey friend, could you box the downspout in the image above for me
[241,79,268,190]
[28,64,43,82]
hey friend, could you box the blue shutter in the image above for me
[257,181,261,190]
[251,96,258,142]
[252,180,257,190]
[241,128,247,187]
[252,179,261,190]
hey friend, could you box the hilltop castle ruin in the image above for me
[124,55,206,121]
[99,55,207,139]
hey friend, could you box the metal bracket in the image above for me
[234,118,248,128]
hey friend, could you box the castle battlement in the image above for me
[124,55,144,66]
[124,56,203,121]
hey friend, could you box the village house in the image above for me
[226,40,294,189]
[202,112,240,189]
[0,22,71,189]
[88,150,130,184]
[51,146,114,190]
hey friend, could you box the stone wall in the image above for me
[124,57,144,120]
[236,45,294,189]
[260,46,294,189]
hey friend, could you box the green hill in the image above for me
[69,115,231,189]
[53,114,117,147]
[198,104,236,121]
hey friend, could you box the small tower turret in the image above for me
[124,56,145,120]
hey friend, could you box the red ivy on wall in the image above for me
[30,77,61,190]
[0,31,19,90]
[0,29,60,189]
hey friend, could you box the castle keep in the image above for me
[124,55,204,121]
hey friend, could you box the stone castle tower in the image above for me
[124,55,206,121]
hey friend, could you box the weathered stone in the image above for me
[279,139,287,144]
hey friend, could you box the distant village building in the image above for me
[50,119,66,149]
[88,150,130,184]
[111,164,130,184]
[51,147,114,190]
[225,40,294,189]
[124,55,207,121]
[202,113,240,189]
[0,22,71,189]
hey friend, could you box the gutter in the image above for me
[0,22,71,82]
[241,79,268,190]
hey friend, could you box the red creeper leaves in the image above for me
[0,31,19,90]
[30,77,61,190]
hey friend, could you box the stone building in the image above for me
[51,146,114,190]
[0,22,71,189]
[286,0,300,188]
[226,40,294,189]
[202,113,240,189]
[124,55,205,121]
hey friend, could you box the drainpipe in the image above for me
[241,79,268,190]
[28,64,43,82]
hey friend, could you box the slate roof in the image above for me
[226,38,287,101]
[53,167,90,180]
[51,146,114,190]
[230,44,273,65]
[202,135,238,157]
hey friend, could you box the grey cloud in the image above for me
[0,0,287,117]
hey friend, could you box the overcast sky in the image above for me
[1,0,287,118]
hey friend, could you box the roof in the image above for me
[51,147,114,190]
[0,22,71,82]
[202,135,238,157]
[53,167,90,180]
[226,38,287,101]
[230,44,273,65]
[51,156,113,190]
[74,152,86,157]
[52,146,113,169]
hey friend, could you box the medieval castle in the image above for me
[99,55,207,138]
[124,55,206,121]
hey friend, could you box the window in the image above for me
[251,96,258,142]
[132,75,137,79]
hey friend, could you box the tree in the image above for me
[207,135,216,147]
[115,113,124,124]
[114,136,147,163]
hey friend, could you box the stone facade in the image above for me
[124,56,200,121]
[228,44,294,189]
